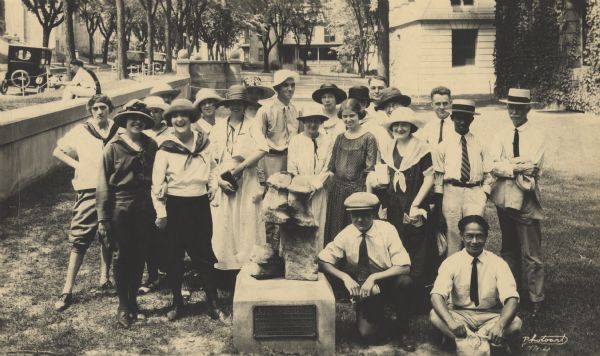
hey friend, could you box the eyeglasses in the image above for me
[463,234,486,242]
[91,105,108,111]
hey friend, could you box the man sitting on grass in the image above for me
[318,192,415,351]
[430,215,522,352]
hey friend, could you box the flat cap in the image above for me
[344,192,380,211]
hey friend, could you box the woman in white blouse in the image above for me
[287,112,334,249]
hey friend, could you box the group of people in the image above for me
[52,68,545,352]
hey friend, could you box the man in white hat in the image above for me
[319,192,415,350]
[490,88,545,317]
[433,99,492,257]
[254,69,302,181]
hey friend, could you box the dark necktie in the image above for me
[357,233,370,284]
[311,137,319,173]
[438,119,445,143]
[460,135,470,182]
[470,257,479,306]
[513,128,520,158]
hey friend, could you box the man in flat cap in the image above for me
[433,100,492,257]
[490,88,545,317]
[319,192,415,350]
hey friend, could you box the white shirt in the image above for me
[71,67,96,89]
[490,121,545,178]
[362,114,393,159]
[151,132,216,218]
[254,98,303,151]
[287,132,333,177]
[143,125,171,146]
[431,249,519,310]
[321,111,345,138]
[417,116,455,146]
[56,120,119,191]
[319,220,411,272]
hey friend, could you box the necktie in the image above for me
[311,137,319,173]
[470,257,479,306]
[283,106,290,144]
[460,135,470,182]
[513,128,520,158]
[357,233,370,284]
[438,119,445,143]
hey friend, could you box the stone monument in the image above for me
[233,172,335,355]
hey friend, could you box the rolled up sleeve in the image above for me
[431,261,453,300]
[497,259,520,305]
[318,237,346,265]
[385,225,411,267]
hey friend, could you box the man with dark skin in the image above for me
[430,215,522,349]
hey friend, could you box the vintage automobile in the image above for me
[0,44,54,94]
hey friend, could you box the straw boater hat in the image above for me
[312,83,347,104]
[296,110,329,123]
[149,82,181,98]
[113,99,154,129]
[143,96,169,112]
[348,86,371,107]
[499,88,538,105]
[215,85,252,108]
[451,99,480,116]
[374,87,412,111]
[344,192,380,211]
[163,99,199,125]
[242,76,276,100]
[193,88,223,108]
[380,106,423,132]
[272,69,300,89]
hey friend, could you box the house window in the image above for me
[451,0,474,5]
[324,28,335,43]
[452,29,477,66]
[258,48,264,62]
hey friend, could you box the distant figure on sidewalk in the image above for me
[61,59,101,100]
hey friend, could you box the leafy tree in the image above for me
[116,0,128,78]
[77,0,101,64]
[374,0,389,79]
[290,0,323,75]
[62,0,76,77]
[21,0,65,47]
[197,2,241,60]
[139,0,160,67]
[158,0,173,71]
[98,0,116,64]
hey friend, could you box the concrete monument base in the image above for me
[233,267,336,355]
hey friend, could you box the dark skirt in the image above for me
[324,176,365,245]
[166,194,217,265]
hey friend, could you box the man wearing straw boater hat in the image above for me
[433,99,493,257]
[311,82,347,137]
[319,192,415,349]
[490,88,545,317]
[254,69,302,180]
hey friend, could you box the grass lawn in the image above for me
[0,108,599,354]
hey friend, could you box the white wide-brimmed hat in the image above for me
[149,82,180,98]
[272,69,300,89]
[193,88,223,108]
[143,96,169,112]
[499,88,538,105]
[381,106,423,131]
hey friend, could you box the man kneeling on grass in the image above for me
[318,192,415,351]
[430,215,522,352]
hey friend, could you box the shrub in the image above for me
[269,60,281,70]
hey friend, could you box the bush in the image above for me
[365,69,378,76]
[295,60,309,72]
[269,60,281,70]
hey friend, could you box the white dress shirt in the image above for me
[431,249,519,310]
[418,116,455,146]
[490,121,545,178]
[71,67,96,89]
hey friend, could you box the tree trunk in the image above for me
[164,0,172,72]
[42,27,51,48]
[116,0,128,79]
[263,43,270,72]
[303,55,308,75]
[145,0,154,72]
[102,34,110,64]
[63,0,76,80]
[88,34,94,64]
[376,0,389,80]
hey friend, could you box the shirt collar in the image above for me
[349,221,378,238]
[119,133,142,152]
[514,120,530,132]
[168,131,198,149]
[460,249,489,263]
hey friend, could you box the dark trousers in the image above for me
[497,207,545,302]
[111,191,154,312]
[144,228,165,281]
[325,272,413,332]
[165,195,218,306]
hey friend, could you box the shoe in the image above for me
[116,309,132,328]
[100,280,114,290]
[207,306,229,323]
[54,293,73,312]
[167,304,184,322]
[138,279,160,295]
[531,302,543,317]
[398,333,416,352]
[129,305,147,321]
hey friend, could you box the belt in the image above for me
[268,148,288,155]
[444,179,482,188]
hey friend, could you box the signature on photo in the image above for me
[522,334,568,352]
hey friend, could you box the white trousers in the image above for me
[62,86,95,100]
[442,184,487,256]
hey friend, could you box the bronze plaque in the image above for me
[253,305,317,339]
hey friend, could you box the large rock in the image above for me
[280,225,319,281]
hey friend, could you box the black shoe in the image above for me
[167,304,184,322]
[398,333,416,352]
[54,293,73,312]
[116,309,132,328]
[129,305,147,321]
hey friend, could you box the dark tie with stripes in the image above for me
[471,257,479,306]
[513,128,520,157]
[438,119,445,143]
[460,135,470,182]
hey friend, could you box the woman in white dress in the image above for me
[287,112,334,249]
[210,85,269,271]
